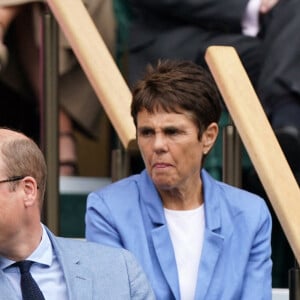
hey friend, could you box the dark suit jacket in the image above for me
[127,0,300,117]
[127,0,251,84]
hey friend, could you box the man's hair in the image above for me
[0,134,47,208]
[131,59,222,139]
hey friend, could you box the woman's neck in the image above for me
[159,180,203,210]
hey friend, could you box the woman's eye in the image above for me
[140,129,154,137]
[165,128,179,136]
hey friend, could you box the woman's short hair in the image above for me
[131,59,222,139]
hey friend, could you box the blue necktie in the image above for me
[15,260,45,300]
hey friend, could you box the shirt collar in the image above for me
[0,224,53,270]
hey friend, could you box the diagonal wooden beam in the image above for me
[46,0,136,149]
[205,45,300,263]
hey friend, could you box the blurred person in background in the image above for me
[0,0,116,175]
[126,0,300,183]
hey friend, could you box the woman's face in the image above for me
[137,107,217,192]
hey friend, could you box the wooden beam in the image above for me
[205,45,300,263]
[46,0,136,149]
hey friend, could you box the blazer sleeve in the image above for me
[241,201,272,300]
[85,191,123,248]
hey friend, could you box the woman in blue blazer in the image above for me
[86,60,272,300]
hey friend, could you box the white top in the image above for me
[242,0,261,36]
[164,205,205,300]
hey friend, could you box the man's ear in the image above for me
[22,176,38,208]
[202,122,219,155]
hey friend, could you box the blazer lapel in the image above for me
[194,170,226,300]
[194,230,224,300]
[140,172,180,299]
[141,170,228,300]
[46,229,93,300]
[152,225,180,299]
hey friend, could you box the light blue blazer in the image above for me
[0,228,155,300]
[86,169,272,300]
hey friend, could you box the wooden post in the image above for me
[41,5,59,234]
[46,0,136,149]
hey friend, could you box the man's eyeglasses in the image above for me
[0,176,25,184]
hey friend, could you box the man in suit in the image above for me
[0,127,155,299]
[126,0,300,183]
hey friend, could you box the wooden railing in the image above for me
[205,46,300,265]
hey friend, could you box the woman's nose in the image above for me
[153,133,167,152]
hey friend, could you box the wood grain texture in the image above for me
[205,45,300,263]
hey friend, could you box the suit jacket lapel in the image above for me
[152,225,180,299]
[194,229,224,299]
[141,170,230,300]
[46,229,93,300]
[140,171,180,299]
[194,170,228,300]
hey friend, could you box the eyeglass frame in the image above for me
[0,176,26,184]
[0,175,40,190]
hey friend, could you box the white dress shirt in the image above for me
[242,0,261,36]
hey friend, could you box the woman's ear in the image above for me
[202,122,219,155]
[22,176,38,208]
